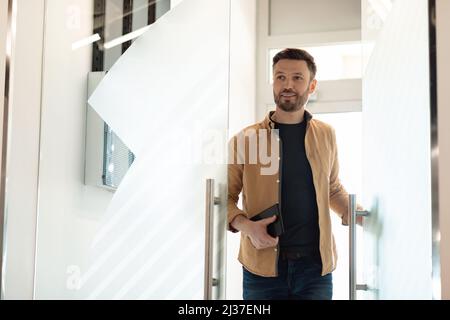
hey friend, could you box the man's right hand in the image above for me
[231,215,279,250]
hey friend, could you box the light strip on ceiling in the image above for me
[72,33,101,50]
[103,25,151,50]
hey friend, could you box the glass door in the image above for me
[2,0,231,299]
[356,0,435,299]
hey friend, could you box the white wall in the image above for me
[270,0,360,36]
[226,0,257,300]
[2,0,45,299]
[436,0,450,300]
[170,0,184,9]
[228,0,257,136]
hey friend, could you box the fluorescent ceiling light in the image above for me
[103,25,151,50]
[72,33,101,50]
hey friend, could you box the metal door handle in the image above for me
[349,194,370,300]
[204,179,220,300]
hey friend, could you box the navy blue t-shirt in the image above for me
[275,120,320,253]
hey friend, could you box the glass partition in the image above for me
[31,0,230,299]
[360,0,433,299]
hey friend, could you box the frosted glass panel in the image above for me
[361,0,432,299]
[34,0,230,299]
[89,0,229,158]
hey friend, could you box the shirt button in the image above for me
[274,248,278,252]
[276,180,280,183]
[278,157,281,160]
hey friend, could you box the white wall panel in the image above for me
[270,0,361,36]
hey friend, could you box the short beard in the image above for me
[274,87,309,112]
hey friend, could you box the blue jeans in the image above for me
[243,255,333,300]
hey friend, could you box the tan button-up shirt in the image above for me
[228,110,351,277]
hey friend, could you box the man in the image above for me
[228,48,355,300]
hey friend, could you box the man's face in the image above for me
[273,59,317,112]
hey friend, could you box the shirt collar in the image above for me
[264,109,313,129]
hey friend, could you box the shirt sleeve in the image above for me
[227,135,246,232]
[329,127,350,225]
[328,128,364,225]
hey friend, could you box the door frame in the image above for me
[435,0,450,300]
[0,0,16,299]
[429,0,440,301]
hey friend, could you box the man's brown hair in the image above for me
[273,48,317,81]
